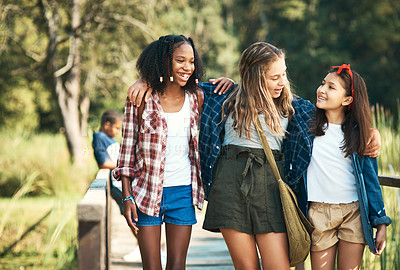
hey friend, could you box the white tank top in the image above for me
[163,93,191,187]
[307,123,358,203]
[222,113,288,150]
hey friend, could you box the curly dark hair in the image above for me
[136,35,205,94]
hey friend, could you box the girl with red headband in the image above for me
[306,65,391,269]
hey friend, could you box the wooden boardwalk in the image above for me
[109,200,234,269]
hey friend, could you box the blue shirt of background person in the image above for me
[92,109,123,212]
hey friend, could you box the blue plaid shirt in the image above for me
[198,82,316,198]
[283,96,315,189]
[198,83,230,198]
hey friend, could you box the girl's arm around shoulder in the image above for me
[291,95,315,124]
[199,77,235,96]
[292,95,315,112]
[365,128,381,158]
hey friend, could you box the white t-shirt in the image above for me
[223,113,288,150]
[307,123,358,203]
[162,93,191,187]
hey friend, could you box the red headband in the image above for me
[332,64,354,109]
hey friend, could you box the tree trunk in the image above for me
[41,0,84,164]
[80,93,90,137]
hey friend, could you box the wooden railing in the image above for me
[77,173,399,270]
[77,169,111,270]
[379,175,400,188]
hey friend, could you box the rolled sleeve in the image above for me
[372,216,392,227]
[362,157,392,227]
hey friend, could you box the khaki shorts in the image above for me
[308,201,366,251]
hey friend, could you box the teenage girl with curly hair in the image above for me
[113,34,205,270]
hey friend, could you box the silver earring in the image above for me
[170,76,173,82]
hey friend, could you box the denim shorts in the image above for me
[136,184,197,226]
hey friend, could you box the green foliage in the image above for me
[364,103,400,269]
[0,131,97,197]
[0,196,80,269]
[1,0,400,134]
[260,0,400,113]
[373,103,400,175]
[0,85,38,132]
[0,131,93,269]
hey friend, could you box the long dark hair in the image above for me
[311,67,372,157]
[136,35,204,94]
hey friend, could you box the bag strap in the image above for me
[253,116,282,182]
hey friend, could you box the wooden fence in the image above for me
[77,172,400,270]
[77,169,111,270]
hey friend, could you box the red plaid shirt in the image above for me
[113,91,204,217]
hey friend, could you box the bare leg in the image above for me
[165,223,192,270]
[337,240,364,270]
[256,232,290,270]
[310,244,337,270]
[137,225,162,270]
[220,228,261,270]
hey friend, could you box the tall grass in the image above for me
[0,132,98,197]
[0,131,98,269]
[361,103,400,269]
[0,196,81,269]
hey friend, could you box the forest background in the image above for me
[0,0,399,269]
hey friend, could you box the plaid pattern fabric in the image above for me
[198,86,316,196]
[283,95,315,189]
[113,92,204,217]
[198,83,230,198]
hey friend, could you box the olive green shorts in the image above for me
[203,144,286,234]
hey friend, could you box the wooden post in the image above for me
[78,169,110,270]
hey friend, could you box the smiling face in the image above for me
[171,42,195,87]
[264,57,288,99]
[316,72,353,112]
